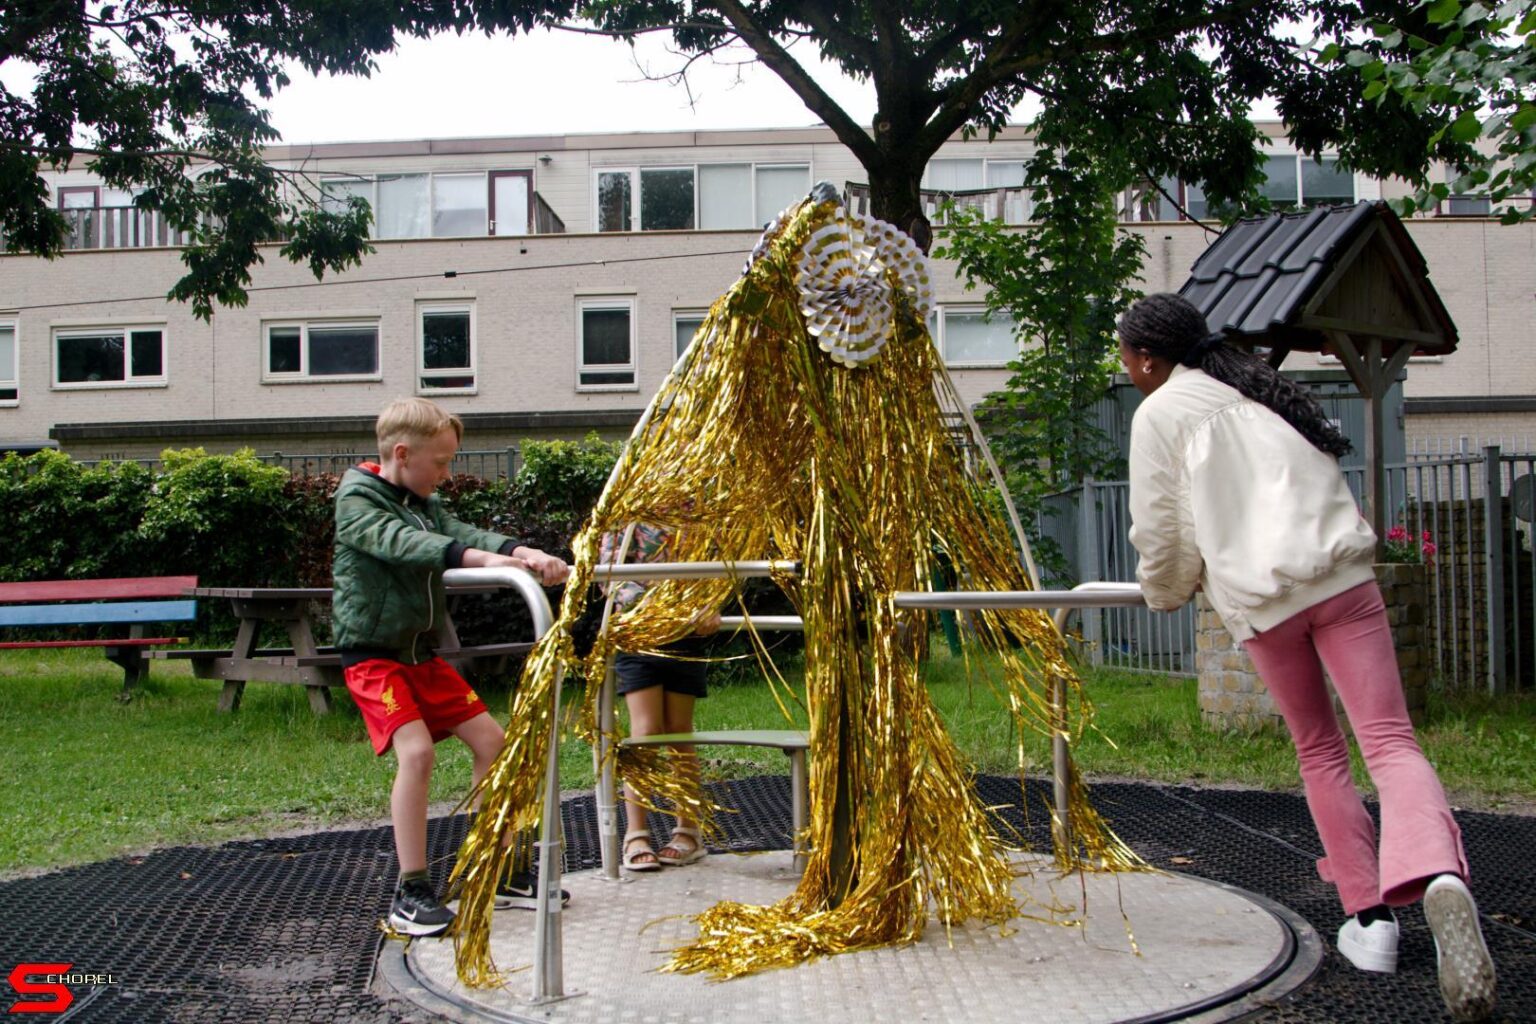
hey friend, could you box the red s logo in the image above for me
[7,963,74,1015]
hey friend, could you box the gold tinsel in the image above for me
[448,194,1145,986]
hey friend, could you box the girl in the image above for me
[1118,293,1496,1022]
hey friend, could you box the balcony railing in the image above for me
[56,206,195,250]
[25,192,567,252]
[532,193,566,234]
[844,182,1034,226]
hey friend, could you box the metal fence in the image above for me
[71,447,522,479]
[1044,445,1535,692]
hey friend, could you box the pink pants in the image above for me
[1242,581,1468,913]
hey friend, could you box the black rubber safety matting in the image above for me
[2,777,1531,1022]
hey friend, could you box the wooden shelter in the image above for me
[1179,200,1460,553]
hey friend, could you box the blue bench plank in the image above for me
[0,599,199,628]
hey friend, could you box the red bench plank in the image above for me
[0,576,199,602]
[0,637,184,649]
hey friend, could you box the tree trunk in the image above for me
[863,163,932,253]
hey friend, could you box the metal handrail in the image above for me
[441,566,565,1002]
[893,581,1147,843]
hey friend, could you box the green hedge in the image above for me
[0,436,624,647]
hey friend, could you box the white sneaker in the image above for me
[1424,875,1497,1021]
[1336,913,1399,973]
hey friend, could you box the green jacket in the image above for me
[332,465,518,664]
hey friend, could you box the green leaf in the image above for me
[1319,41,1341,62]
[1380,29,1405,48]
[1361,59,1387,80]
[1426,0,1464,23]
[1450,108,1484,142]
[1345,48,1376,66]
[1364,80,1387,100]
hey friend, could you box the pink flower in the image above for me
[1386,525,1408,543]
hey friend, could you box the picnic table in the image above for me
[150,584,533,714]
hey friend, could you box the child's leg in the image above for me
[1242,607,1381,915]
[450,711,505,803]
[663,690,699,832]
[390,719,436,874]
[448,711,521,855]
[623,684,667,866]
[1306,583,1468,904]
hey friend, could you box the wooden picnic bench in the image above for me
[148,585,533,714]
[0,575,199,698]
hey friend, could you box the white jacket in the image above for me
[1127,365,1377,641]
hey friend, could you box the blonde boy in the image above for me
[332,397,569,936]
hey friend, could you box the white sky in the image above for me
[266,29,890,144]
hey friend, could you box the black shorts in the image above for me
[614,642,709,699]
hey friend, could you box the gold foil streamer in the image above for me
[449,196,1145,986]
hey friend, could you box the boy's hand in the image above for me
[512,547,570,586]
[463,549,531,572]
[692,611,722,637]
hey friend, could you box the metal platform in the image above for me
[390,850,1320,1024]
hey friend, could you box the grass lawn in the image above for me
[4,646,1533,875]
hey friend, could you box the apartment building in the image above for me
[1,123,1532,463]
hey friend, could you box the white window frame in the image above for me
[52,324,167,390]
[930,305,1018,369]
[595,162,813,232]
[262,318,382,383]
[0,317,16,406]
[576,297,638,391]
[416,302,477,395]
[1258,151,1355,208]
[672,309,708,361]
[592,166,696,233]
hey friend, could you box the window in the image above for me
[323,171,531,238]
[418,303,475,392]
[320,177,373,228]
[928,307,1017,367]
[597,171,633,232]
[1259,154,1354,209]
[578,299,636,389]
[700,165,753,229]
[754,165,811,222]
[673,310,706,360]
[598,164,811,231]
[53,326,165,388]
[376,174,430,238]
[432,173,487,236]
[924,159,985,191]
[0,321,15,403]
[1441,167,1491,216]
[264,320,380,381]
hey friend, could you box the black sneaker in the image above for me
[389,878,455,937]
[495,870,572,911]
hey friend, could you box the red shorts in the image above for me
[343,657,488,755]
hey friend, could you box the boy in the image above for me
[333,397,570,937]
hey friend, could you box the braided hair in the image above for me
[1118,293,1353,459]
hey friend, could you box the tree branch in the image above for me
[791,2,875,68]
[707,0,878,166]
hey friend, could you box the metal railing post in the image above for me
[1484,446,1507,695]
[1076,478,1104,663]
[442,566,566,1004]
